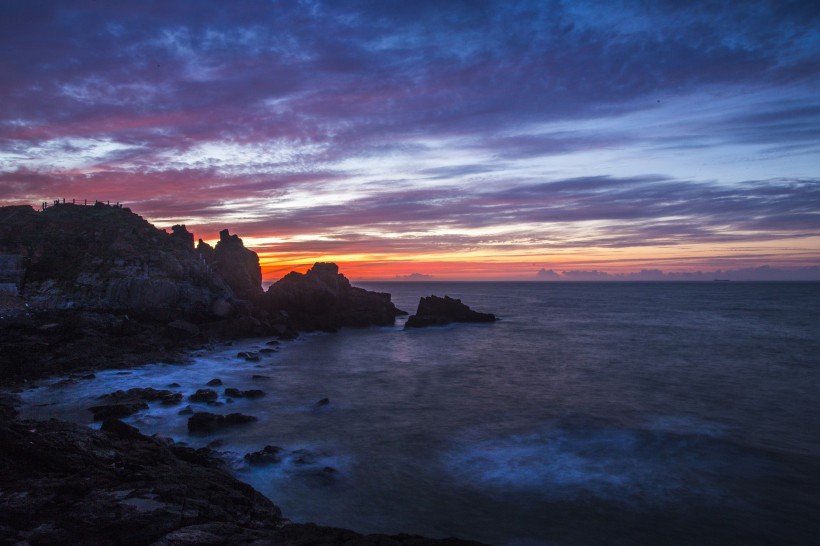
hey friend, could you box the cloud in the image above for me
[535,268,561,280]
[395,273,435,280]
[544,266,820,282]
[1,1,819,277]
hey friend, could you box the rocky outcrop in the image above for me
[0,203,233,320]
[0,407,488,544]
[0,415,283,545]
[263,262,407,331]
[197,229,263,302]
[405,295,496,328]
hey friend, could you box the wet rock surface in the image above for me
[224,387,265,399]
[187,411,258,433]
[0,404,486,545]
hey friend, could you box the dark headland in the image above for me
[0,203,486,545]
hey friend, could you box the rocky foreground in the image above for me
[0,203,488,545]
[0,394,484,545]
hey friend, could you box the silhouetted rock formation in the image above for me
[198,229,263,302]
[405,295,496,328]
[0,204,407,381]
[0,204,232,320]
[263,262,407,331]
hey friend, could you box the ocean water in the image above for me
[20,282,820,545]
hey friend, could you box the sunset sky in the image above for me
[1,1,819,281]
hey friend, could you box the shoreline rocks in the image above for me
[187,411,258,433]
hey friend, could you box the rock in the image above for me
[316,398,330,406]
[0,391,487,545]
[224,388,265,399]
[0,416,284,545]
[178,406,193,415]
[167,382,181,388]
[259,348,276,354]
[244,445,283,466]
[160,392,183,405]
[291,448,317,465]
[189,389,218,403]
[198,230,263,302]
[251,375,269,380]
[262,262,407,331]
[265,339,279,346]
[0,204,232,320]
[98,387,175,402]
[244,389,265,399]
[88,402,148,421]
[405,295,496,328]
[187,412,258,434]
[100,417,145,440]
[206,378,223,386]
[305,466,338,486]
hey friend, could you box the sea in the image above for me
[19,282,820,545]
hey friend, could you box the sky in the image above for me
[1,0,819,281]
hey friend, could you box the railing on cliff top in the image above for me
[39,199,124,211]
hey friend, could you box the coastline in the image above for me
[0,331,488,545]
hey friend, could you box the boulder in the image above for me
[405,295,496,328]
[187,412,258,433]
[88,402,148,421]
[224,388,265,399]
[262,262,406,331]
[244,445,283,466]
[189,389,218,403]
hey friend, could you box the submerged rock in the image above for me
[187,412,257,433]
[244,445,283,466]
[88,402,148,421]
[189,389,218,403]
[224,388,265,399]
[405,295,496,328]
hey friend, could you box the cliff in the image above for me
[197,229,263,302]
[0,203,233,321]
[0,203,405,380]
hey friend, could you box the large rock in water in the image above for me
[405,295,496,328]
[262,262,407,331]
